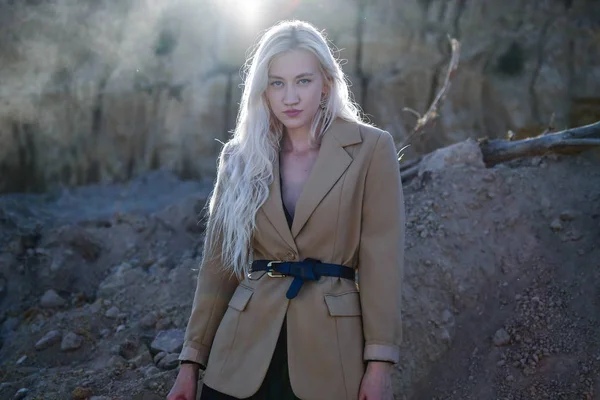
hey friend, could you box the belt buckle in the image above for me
[267,261,286,278]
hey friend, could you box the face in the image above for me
[265,49,328,133]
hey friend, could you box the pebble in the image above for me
[549,219,563,232]
[105,306,119,319]
[140,312,158,329]
[142,365,162,378]
[118,338,139,360]
[89,300,103,314]
[100,329,111,338]
[35,330,62,350]
[559,210,577,221]
[441,309,454,325]
[157,353,181,370]
[154,351,167,364]
[2,317,20,332]
[132,350,153,368]
[13,388,28,400]
[106,355,126,368]
[40,289,67,308]
[16,355,27,365]
[438,328,451,342]
[71,386,93,400]
[156,318,173,331]
[493,328,511,346]
[151,329,184,354]
[61,331,83,351]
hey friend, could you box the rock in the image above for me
[151,329,184,354]
[156,317,173,330]
[559,210,577,221]
[40,289,66,308]
[441,309,454,326]
[142,365,162,378]
[116,325,126,333]
[110,345,121,355]
[418,139,485,177]
[106,355,126,368]
[154,351,167,364]
[550,218,563,231]
[139,312,158,329]
[89,397,112,400]
[157,353,180,370]
[61,331,83,351]
[105,306,119,319]
[99,329,111,338]
[118,338,139,360]
[437,328,451,342]
[13,388,28,400]
[71,386,93,400]
[132,349,153,368]
[35,330,62,350]
[89,299,103,314]
[16,355,27,364]
[493,328,511,347]
[2,317,20,333]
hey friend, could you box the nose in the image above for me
[283,84,299,106]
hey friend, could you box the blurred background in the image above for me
[1,0,599,194]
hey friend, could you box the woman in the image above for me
[168,20,405,400]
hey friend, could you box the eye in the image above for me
[270,80,283,87]
[298,78,311,84]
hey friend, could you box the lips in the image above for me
[283,109,302,117]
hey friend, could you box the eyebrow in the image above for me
[268,73,314,80]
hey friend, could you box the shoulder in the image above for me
[330,118,392,150]
[350,121,396,156]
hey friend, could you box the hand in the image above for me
[358,361,394,400]
[167,363,200,400]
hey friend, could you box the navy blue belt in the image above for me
[251,258,355,299]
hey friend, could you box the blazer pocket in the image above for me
[324,291,362,317]
[228,285,254,312]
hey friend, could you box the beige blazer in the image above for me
[179,118,405,400]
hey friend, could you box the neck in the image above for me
[282,125,313,152]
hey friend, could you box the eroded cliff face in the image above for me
[1,0,599,193]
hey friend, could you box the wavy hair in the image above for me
[202,20,363,279]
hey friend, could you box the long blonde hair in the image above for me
[202,20,363,279]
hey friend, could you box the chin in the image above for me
[281,115,315,131]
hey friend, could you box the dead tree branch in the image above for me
[398,36,461,152]
[479,120,600,166]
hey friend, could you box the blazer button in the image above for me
[286,251,296,260]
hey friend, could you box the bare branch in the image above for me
[399,156,422,172]
[400,164,419,182]
[402,107,422,120]
[479,120,600,166]
[398,36,461,151]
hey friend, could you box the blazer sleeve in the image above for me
[178,148,240,368]
[358,130,405,364]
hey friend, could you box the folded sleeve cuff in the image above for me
[364,343,400,364]
[178,342,210,368]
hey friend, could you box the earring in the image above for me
[320,97,327,110]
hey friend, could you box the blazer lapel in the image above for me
[260,154,298,251]
[291,119,362,238]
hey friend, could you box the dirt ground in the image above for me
[0,147,598,400]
